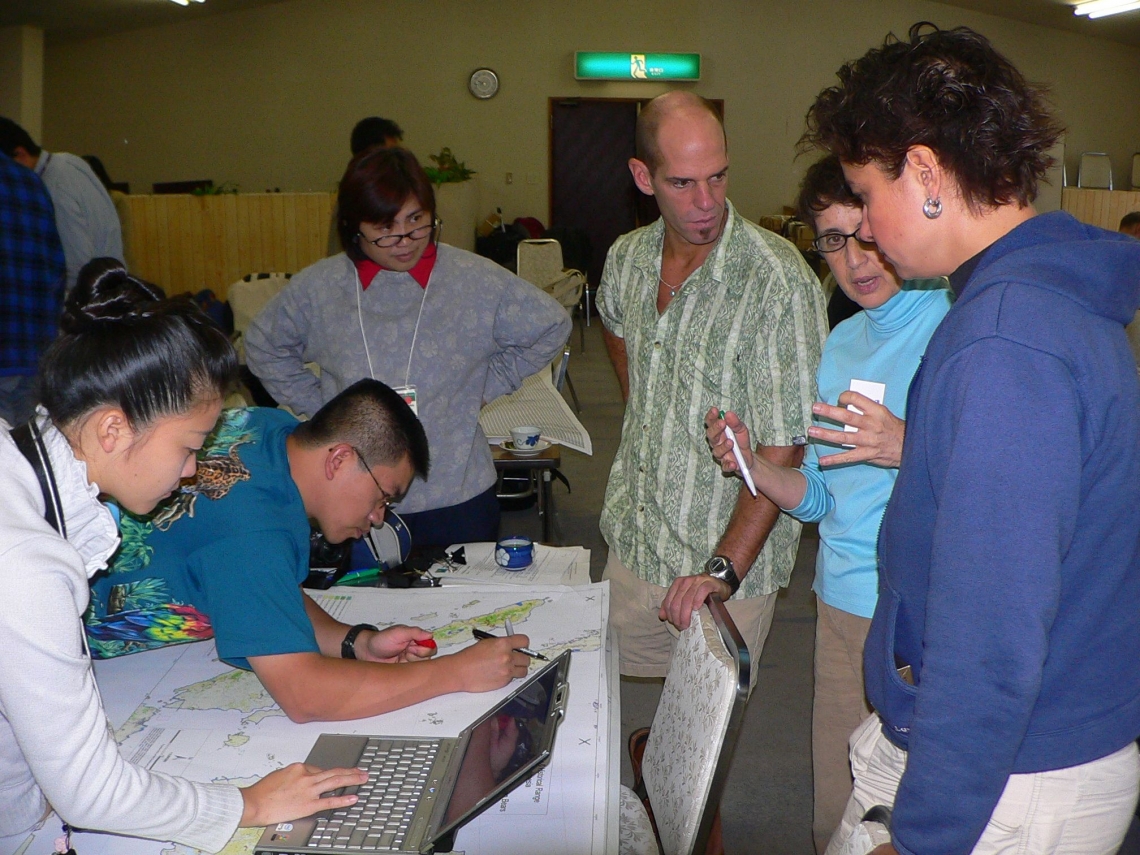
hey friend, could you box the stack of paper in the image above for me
[434,542,591,586]
[480,369,592,455]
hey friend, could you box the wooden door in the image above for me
[549,99,646,287]
[549,97,724,286]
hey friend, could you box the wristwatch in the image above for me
[703,556,741,596]
[341,623,378,660]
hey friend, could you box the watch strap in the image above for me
[341,623,378,659]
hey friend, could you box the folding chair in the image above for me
[1077,152,1113,190]
[227,272,292,407]
[494,352,576,532]
[620,597,752,855]
[517,238,589,352]
[553,347,580,412]
[228,272,292,347]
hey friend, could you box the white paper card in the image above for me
[845,379,886,433]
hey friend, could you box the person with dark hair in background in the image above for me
[0,117,122,292]
[327,116,405,255]
[246,147,570,549]
[0,152,66,425]
[81,154,115,191]
[351,116,404,155]
[598,90,827,679]
[1120,211,1140,240]
[85,376,531,722]
[707,155,951,852]
[1120,213,1140,367]
[804,23,1140,855]
[0,258,366,852]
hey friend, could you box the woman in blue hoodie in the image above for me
[800,22,1140,855]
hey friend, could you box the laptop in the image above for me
[255,650,571,855]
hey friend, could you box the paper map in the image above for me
[21,583,611,855]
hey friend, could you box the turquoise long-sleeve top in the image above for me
[788,284,952,618]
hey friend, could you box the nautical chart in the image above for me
[21,583,612,855]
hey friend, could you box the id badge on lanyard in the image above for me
[394,385,418,416]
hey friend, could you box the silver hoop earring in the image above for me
[923,197,943,219]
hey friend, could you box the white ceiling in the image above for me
[934,0,1140,45]
[0,0,288,44]
[3,0,1140,46]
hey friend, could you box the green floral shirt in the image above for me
[598,201,827,597]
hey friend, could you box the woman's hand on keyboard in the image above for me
[239,762,369,826]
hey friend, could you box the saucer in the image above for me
[499,439,551,457]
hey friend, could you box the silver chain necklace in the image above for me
[658,275,681,298]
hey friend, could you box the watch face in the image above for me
[706,556,730,575]
[469,68,499,99]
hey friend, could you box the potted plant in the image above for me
[424,148,476,184]
[425,147,478,252]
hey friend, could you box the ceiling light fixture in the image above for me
[1073,0,1140,19]
[167,0,206,5]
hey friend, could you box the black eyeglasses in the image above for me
[812,228,872,254]
[359,218,440,248]
[352,446,399,509]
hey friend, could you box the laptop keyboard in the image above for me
[307,739,440,851]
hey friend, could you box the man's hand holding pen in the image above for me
[472,628,549,661]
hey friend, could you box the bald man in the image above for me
[596,91,827,677]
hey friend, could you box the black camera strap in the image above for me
[10,421,67,538]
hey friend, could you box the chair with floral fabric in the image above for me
[619,597,752,855]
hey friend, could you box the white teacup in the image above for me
[510,426,541,449]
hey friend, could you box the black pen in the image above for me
[471,627,549,661]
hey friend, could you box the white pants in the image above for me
[826,714,1140,855]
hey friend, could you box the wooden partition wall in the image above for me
[122,192,335,300]
[119,186,1132,302]
[1061,187,1140,232]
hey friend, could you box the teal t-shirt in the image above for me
[789,283,952,618]
[85,407,317,669]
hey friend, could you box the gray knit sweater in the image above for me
[245,244,570,514]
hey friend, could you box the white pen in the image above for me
[719,410,758,497]
[504,618,515,635]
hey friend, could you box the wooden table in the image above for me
[492,443,562,544]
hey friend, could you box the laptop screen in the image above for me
[440,653,569,829]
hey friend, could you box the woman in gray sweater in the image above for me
[246,148,570,547]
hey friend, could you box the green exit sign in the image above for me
[575,52,701,81]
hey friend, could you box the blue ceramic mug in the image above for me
[495,536,534,570]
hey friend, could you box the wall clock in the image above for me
[469,68,500,100]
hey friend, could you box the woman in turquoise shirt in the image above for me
[706,156,950,853]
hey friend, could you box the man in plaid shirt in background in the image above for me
[0,152,65,425]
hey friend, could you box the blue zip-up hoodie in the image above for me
[866,211,1140,855]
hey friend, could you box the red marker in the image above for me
[418,638,437,650]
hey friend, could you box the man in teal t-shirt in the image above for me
[85,379,533,722]
[89,405,318,668]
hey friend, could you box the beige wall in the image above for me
[0,25,44,140]
[42,0,1140,225]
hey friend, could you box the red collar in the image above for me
[355,242,438,290]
